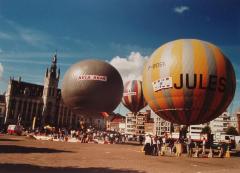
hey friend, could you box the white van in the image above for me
[7,125,23,135]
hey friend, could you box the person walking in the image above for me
[144,134,152,155]
[202,137,206,155]
[152,135,159,156]
[158,137,163,155]
[139,135,144,145]
[186,136,192,157]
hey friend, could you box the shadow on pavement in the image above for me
[0,145,72,154]
[0,138,22,142]
[0,163,145,173]
[122,142,143,146]
[231,151,240,157]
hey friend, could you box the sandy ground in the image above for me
[0,134,240,173]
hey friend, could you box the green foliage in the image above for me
[201,126,211,134]
[226,126,239,136]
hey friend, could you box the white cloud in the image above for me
[0,63,3,80]
[109,52,148,83]
[174,6,190,14]
[110,42,153,55]
[1,17,54,48]
[0,31,14,40]
[0,48,2,53]
[0,58,70,67]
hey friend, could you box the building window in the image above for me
[38,103,43,116]
[32,102,37,115]
[27,102,32,121]
[22,101,27,120]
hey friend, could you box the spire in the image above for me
[48,52,59,79]
[52,51,57,64]
[45,68,49,77]
[57,68,60,79]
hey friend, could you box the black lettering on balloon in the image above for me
[174,74,183,89]
[218,77,226,92]
[186,73,197,89]
[148,62,166,71]
[208,75,217,91]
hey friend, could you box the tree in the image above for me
[201,126,212,146]
[201,126,211,134]
[226,126,239,136]
[180,125,188,139]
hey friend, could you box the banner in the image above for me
[152,77,173,92]
[78,75,107,81]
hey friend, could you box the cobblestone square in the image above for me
[0,135,240,173]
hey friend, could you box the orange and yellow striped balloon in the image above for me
[142,39,236,125]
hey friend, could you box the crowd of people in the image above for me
[32,126,130,144]
[1,124,230,158]
[143,134,177,156]
[142,134,229,158]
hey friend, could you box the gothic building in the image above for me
[0,95,6,128]
[3,54,104,129]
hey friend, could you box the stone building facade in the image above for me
[125,110,152,136]
[237,112,240,133]
[0,95,6,128]
[3,54,104,129]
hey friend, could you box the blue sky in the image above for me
[0,0,239,114]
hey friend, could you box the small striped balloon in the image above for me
[142,39,236,125]
[122,80,147,113]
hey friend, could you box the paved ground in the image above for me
[0,135,240,173]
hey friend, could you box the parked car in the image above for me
[7,124,23,135]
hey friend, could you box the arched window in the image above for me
[32,102,37,115]
[63,107,67,125]
[27,101,32,121]
[46,102,52,122]
[9,99,16,119]
[38,103,43,116]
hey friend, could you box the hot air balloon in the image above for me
[142,39,236,125]
[101,112,110,118]
[122,80,147,113]
[62,59,123,114]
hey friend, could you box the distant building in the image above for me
[209,112,238,139]
[144,122,155,135]
[125,110,152,136]
[125,112,136,135]
[106,113,125,133]
[3,54,105,130]
[152,111,171,136]
[0,95,6,128]
[135,113,145,135]
[210,112,232,134]
[236,112,240,133]
[189,124,207,135]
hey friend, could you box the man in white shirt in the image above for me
[202,137,206,155]
[144,134,152,155]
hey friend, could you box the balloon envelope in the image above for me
[62,59,123,114]
[122,80,147,113]
[142,39,236,125]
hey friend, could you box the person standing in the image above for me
[152,135,159,156]
[144,134,152,155]
[139,135,144,145]
[186,136,192,157]
[202,137,206,155]
[158,137,163,154]
[168,138,175,155]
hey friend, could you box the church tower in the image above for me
[42,53,60,126]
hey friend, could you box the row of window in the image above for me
[8,99,43,121]
[7,98,76,127]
